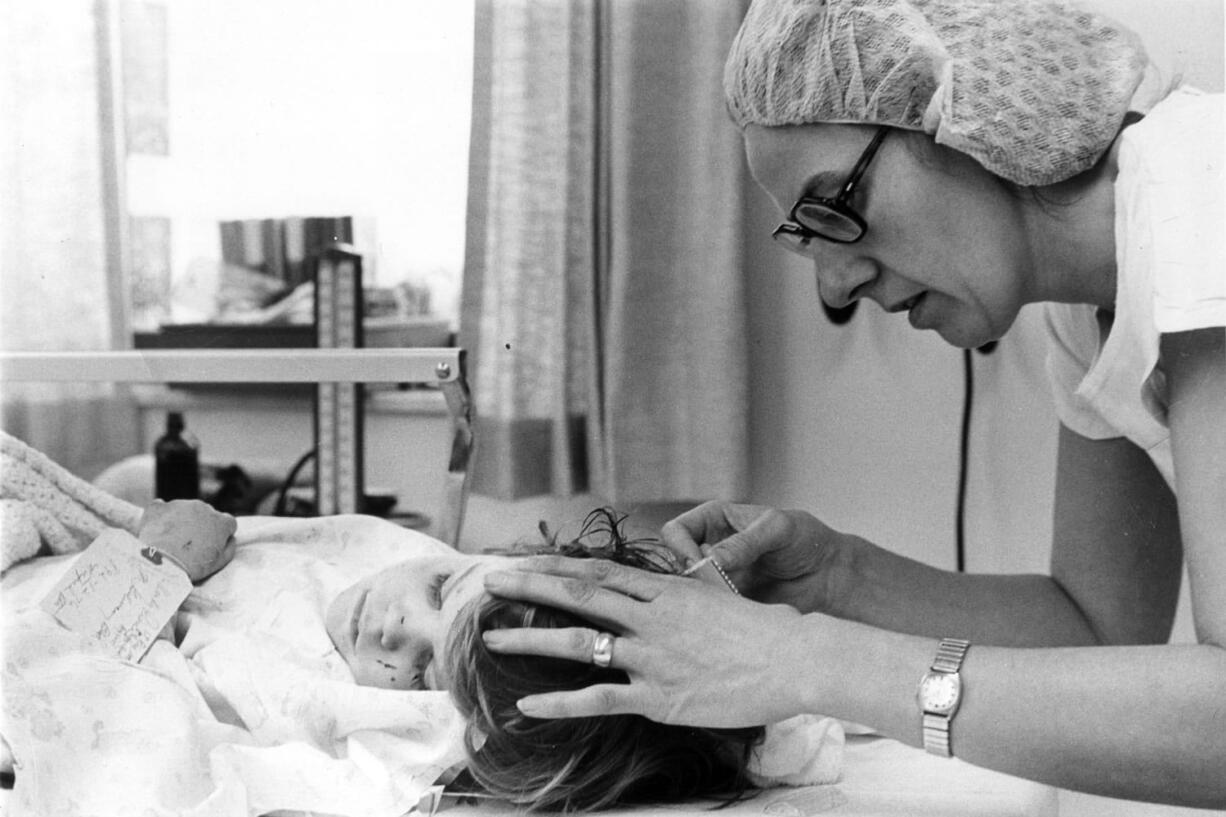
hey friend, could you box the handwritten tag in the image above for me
[40,529,193,663]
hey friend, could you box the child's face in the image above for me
[325,552,513,691]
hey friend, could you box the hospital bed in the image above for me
[0,347,1055,816]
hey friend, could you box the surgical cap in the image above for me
[724,0,1149,186]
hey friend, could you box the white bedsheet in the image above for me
[1,515,469,817]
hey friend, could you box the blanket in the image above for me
[0,430,143,574]
[1,513,470,817]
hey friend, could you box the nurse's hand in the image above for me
[481,558,812,727]
[661,501,837,613]
[138,499,238,583]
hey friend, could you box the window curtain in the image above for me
[0,0,138,479]
[460,0,750,504]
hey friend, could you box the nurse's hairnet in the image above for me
[724,0,1149,186]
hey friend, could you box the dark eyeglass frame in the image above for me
[772,126,890,250]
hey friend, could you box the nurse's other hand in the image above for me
[138,499,238,582]
[661,501,836,612]
[481,557,811,727]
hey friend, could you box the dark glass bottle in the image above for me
[154,412,200,500]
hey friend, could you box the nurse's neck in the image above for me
[1026,137,1124,312]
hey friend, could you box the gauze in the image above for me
[724,0,1149,186]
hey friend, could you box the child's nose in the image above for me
[380,608,433,653]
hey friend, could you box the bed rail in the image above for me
[0,348,473,546]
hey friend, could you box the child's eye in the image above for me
[428,573,450,609]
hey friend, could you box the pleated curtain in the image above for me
[460,0,750,504]
[0,0,139,479]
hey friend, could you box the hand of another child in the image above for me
[138,499,238,583]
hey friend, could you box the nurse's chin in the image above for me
[932,320,1005,350]
[923,304,1011,349]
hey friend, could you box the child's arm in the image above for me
[39,500,237,657]
[137,499,237,583]
[138,499,237,643]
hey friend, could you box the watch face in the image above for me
[919,673,961,714]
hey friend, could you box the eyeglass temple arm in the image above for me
[839,126,890,199]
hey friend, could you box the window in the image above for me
[121,0,474,330]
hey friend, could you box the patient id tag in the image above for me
[40,529,193,663]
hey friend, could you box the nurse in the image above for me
[478,0,1226,807]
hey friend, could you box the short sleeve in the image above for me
[1136,91,1226,334]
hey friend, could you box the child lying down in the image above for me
[1,498,843,816]
[325,506,844,811]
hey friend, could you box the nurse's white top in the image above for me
[1044,86,1225,487]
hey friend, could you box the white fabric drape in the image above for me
[460,0,750,504]
[0,0,138,479]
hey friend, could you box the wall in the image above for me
[743,187,1064,574]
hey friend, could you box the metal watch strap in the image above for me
[921,638,970,757]
[931,637,970,674]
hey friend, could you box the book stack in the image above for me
[218,216,358,288]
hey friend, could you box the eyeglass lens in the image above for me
[793,202,863,242]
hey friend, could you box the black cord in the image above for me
[954,349,975,573]
[273,448,316,516]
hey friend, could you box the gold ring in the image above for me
[591,631,615,668]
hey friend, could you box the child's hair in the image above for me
[445,508,764,812]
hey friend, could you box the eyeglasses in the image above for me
[772,126,890,254]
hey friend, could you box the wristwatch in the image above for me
[916,637,970,757]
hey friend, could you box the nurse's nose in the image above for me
[813,252,876,310]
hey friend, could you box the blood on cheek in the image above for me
[376,658,399,685]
